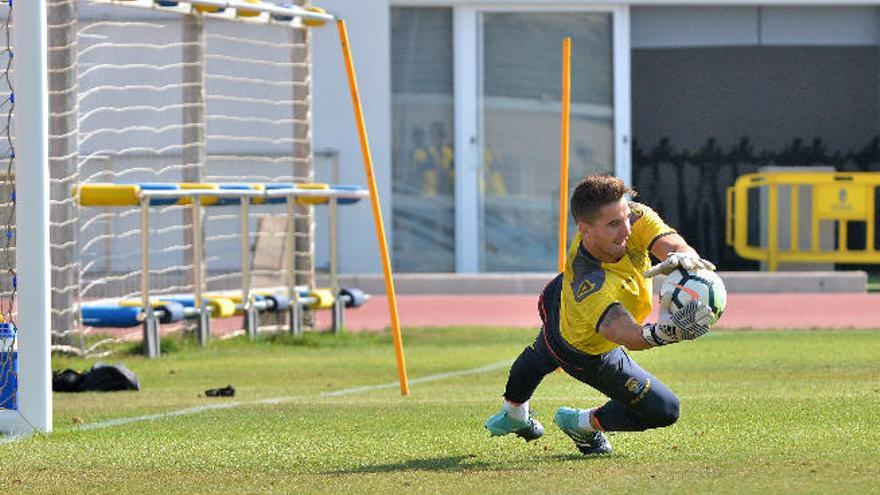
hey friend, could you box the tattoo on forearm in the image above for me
[597,303,637,333]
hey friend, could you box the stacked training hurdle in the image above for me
[76,181,369,356]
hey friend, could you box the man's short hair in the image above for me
[570,175,635,224]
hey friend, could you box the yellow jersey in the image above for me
[559,202,674,355]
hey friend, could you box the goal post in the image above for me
[0,0,53,435]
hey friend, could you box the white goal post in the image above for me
[0,0,53,435]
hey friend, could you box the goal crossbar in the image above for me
[89,0,336,25]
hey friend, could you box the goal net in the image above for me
[50,0,321,349]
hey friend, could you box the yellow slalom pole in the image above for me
[336,19,409,396]
[557,37,571,273]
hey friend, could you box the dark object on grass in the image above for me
[82,362,140,391]
[52,369,85,392]
[52,362,140,392]
[205,385,235,397]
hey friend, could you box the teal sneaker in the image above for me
[554,407,612,455]
[484,410,545,442]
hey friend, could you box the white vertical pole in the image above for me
[453,7,480,273]
[10,0,52,433]
[613,6,632,185]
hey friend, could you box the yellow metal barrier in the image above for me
[726,171,880,270]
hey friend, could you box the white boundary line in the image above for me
[320,360,511,397]
[0,360,511,443]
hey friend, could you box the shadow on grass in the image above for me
[325,451,620,475]
[324,455,496,474]
[551,452,623,461]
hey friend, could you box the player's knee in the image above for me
[657,395,681,427]
[647,394,680,428]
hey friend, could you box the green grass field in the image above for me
[1,327,879,494]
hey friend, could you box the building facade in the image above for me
[311,1,880,273]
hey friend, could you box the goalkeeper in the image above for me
[485,174,716,455]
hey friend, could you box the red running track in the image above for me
[117,292,878,342]
[311,293,880,331]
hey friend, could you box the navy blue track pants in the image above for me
[502,274,680,432]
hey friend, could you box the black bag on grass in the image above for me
[81,362,140,392]
[52,369,85,392]
[53,362,139,392]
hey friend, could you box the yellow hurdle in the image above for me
[248,183,267,205]
[119,296,236,318]
[119,299,171,309]
[307,289,335,309]
[74,182,365,207]
[295,183,330,205]
[75,184,141,206]
[302,6,328,27]
[236,0,262,17]
[193,3,224,14]
[211,291,245,304]
[205,297,237,318]
[177,183,220,206]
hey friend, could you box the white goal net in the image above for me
[49,0,320,349]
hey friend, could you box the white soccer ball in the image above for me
[659,267,727,325]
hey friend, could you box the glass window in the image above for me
[480,12,614,271]
[390,7,455,272]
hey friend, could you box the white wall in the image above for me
[312,0,392,274]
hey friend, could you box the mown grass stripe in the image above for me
[3,359,512,441]
[319,360,510,397]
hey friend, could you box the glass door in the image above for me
[476,10,619,271]
[390,7,455,272]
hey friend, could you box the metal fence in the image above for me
[632,136,880,271]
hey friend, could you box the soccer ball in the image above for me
[659,268,727,325]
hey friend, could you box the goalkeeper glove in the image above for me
[644,252,716,278]
[642,299,714,346]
